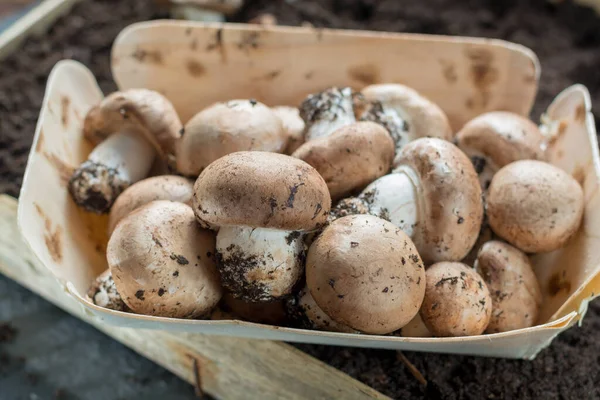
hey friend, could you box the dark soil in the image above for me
[0,323,17,342]
[1,0,599,399]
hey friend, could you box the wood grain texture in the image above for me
[0,194,388,400]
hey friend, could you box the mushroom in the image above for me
[175,99,287,177]
[272,106,306,154]
[455,111,546,190]
[286,286,357,333]
[475,241,542,333]
[221,293,287,325]
[330,137,483,264]
[292,121,395,200]
[69,89,183,214]
[108,175,194,234]
[306,214,426,334]
[299,87,356,141]
[487,160,584,253]
[420,262,492,337]
[108,200,222,318]
[193,151,331,302]
[87,269,128,312]
[358,83,453,158]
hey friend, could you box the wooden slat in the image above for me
[0,194,388,400]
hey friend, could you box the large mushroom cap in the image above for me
[361,84,452,146]
[193,151,331,231]
[108,175,194,234]
[420,262,492,337]
[394,138,484,264]
[176,99,286,176]
[292,121,394,200]
[108,201,222,318]
[476,241,542,333]
[83,89,183,158]
[306,214,426,334]
[487,160,584,253]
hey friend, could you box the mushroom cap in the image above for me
[222,293,287,325]
[361,84,453,144]
[487,160,584,253]
[272,106,306,154]
[286,286,358,333]
[456,112,546,182]
[83,89,183,158]
[108,175,194,234]
[193,151,331,231]
[175,99,287,176]
[108,201,222,318]
[306,214,426,334]
[476,241,542,333]
[86,269,128,312]
[420,262,492,337]
[394,138,484,264]
[292,122,394,200]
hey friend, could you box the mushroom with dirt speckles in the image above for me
[420,262,492,337]
[87,269,128,312]
[331,138,483,264]
[108,200,222,318]
[176,99,287,177]
[292,121,394,201]
[69,89,183,214]
[455,111,546,190]
[193,151,331,302]
[108,175,194,234]
[306,214,426,334]
[299,87,356,141]
[475,240,542,333]
[486,160,584,253]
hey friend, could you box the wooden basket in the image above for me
[17,21,600,359]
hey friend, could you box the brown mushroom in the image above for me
[456,111,546,190]
[108,175,194,234]
[292,121,394,200]
[476,241,542,333]
[330,138,483,264]
[87,269,128,312]
[487,160,584,253]
[306,214,426,334]
[175,99,287,177]
[359,83,453,159]
[108,200,222,318]
[69,89,183,214]
[272,106,306,154]
[193,151,331,302]
[420,262,492,337]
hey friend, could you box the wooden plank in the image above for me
[0,194,388,400]
[0,0,80,61]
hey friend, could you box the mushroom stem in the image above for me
[359,168,420,236]
[68,131,155,214]
[215,226,305,302]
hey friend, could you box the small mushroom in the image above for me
[286,286,357,333]
[272,106,306,154]
[222,293,287,325]
[475,241,542,333]
[487,160,584,253]
[69,89,183,214]
[108,200,222,318]
[420,262,492,337]
[299,87,356,141]
[175,99,287,177]
[87,269,128,312]
[331,138,483,264]
[455,111,546,190]
[306,214,426,334]
[359,83,453,159]
[292,121,394,200]
[108,175,194,234]
[193,151,331,302]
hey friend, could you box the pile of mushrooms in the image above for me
[79,82,584,338]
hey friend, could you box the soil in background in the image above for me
[0,1,599,399]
